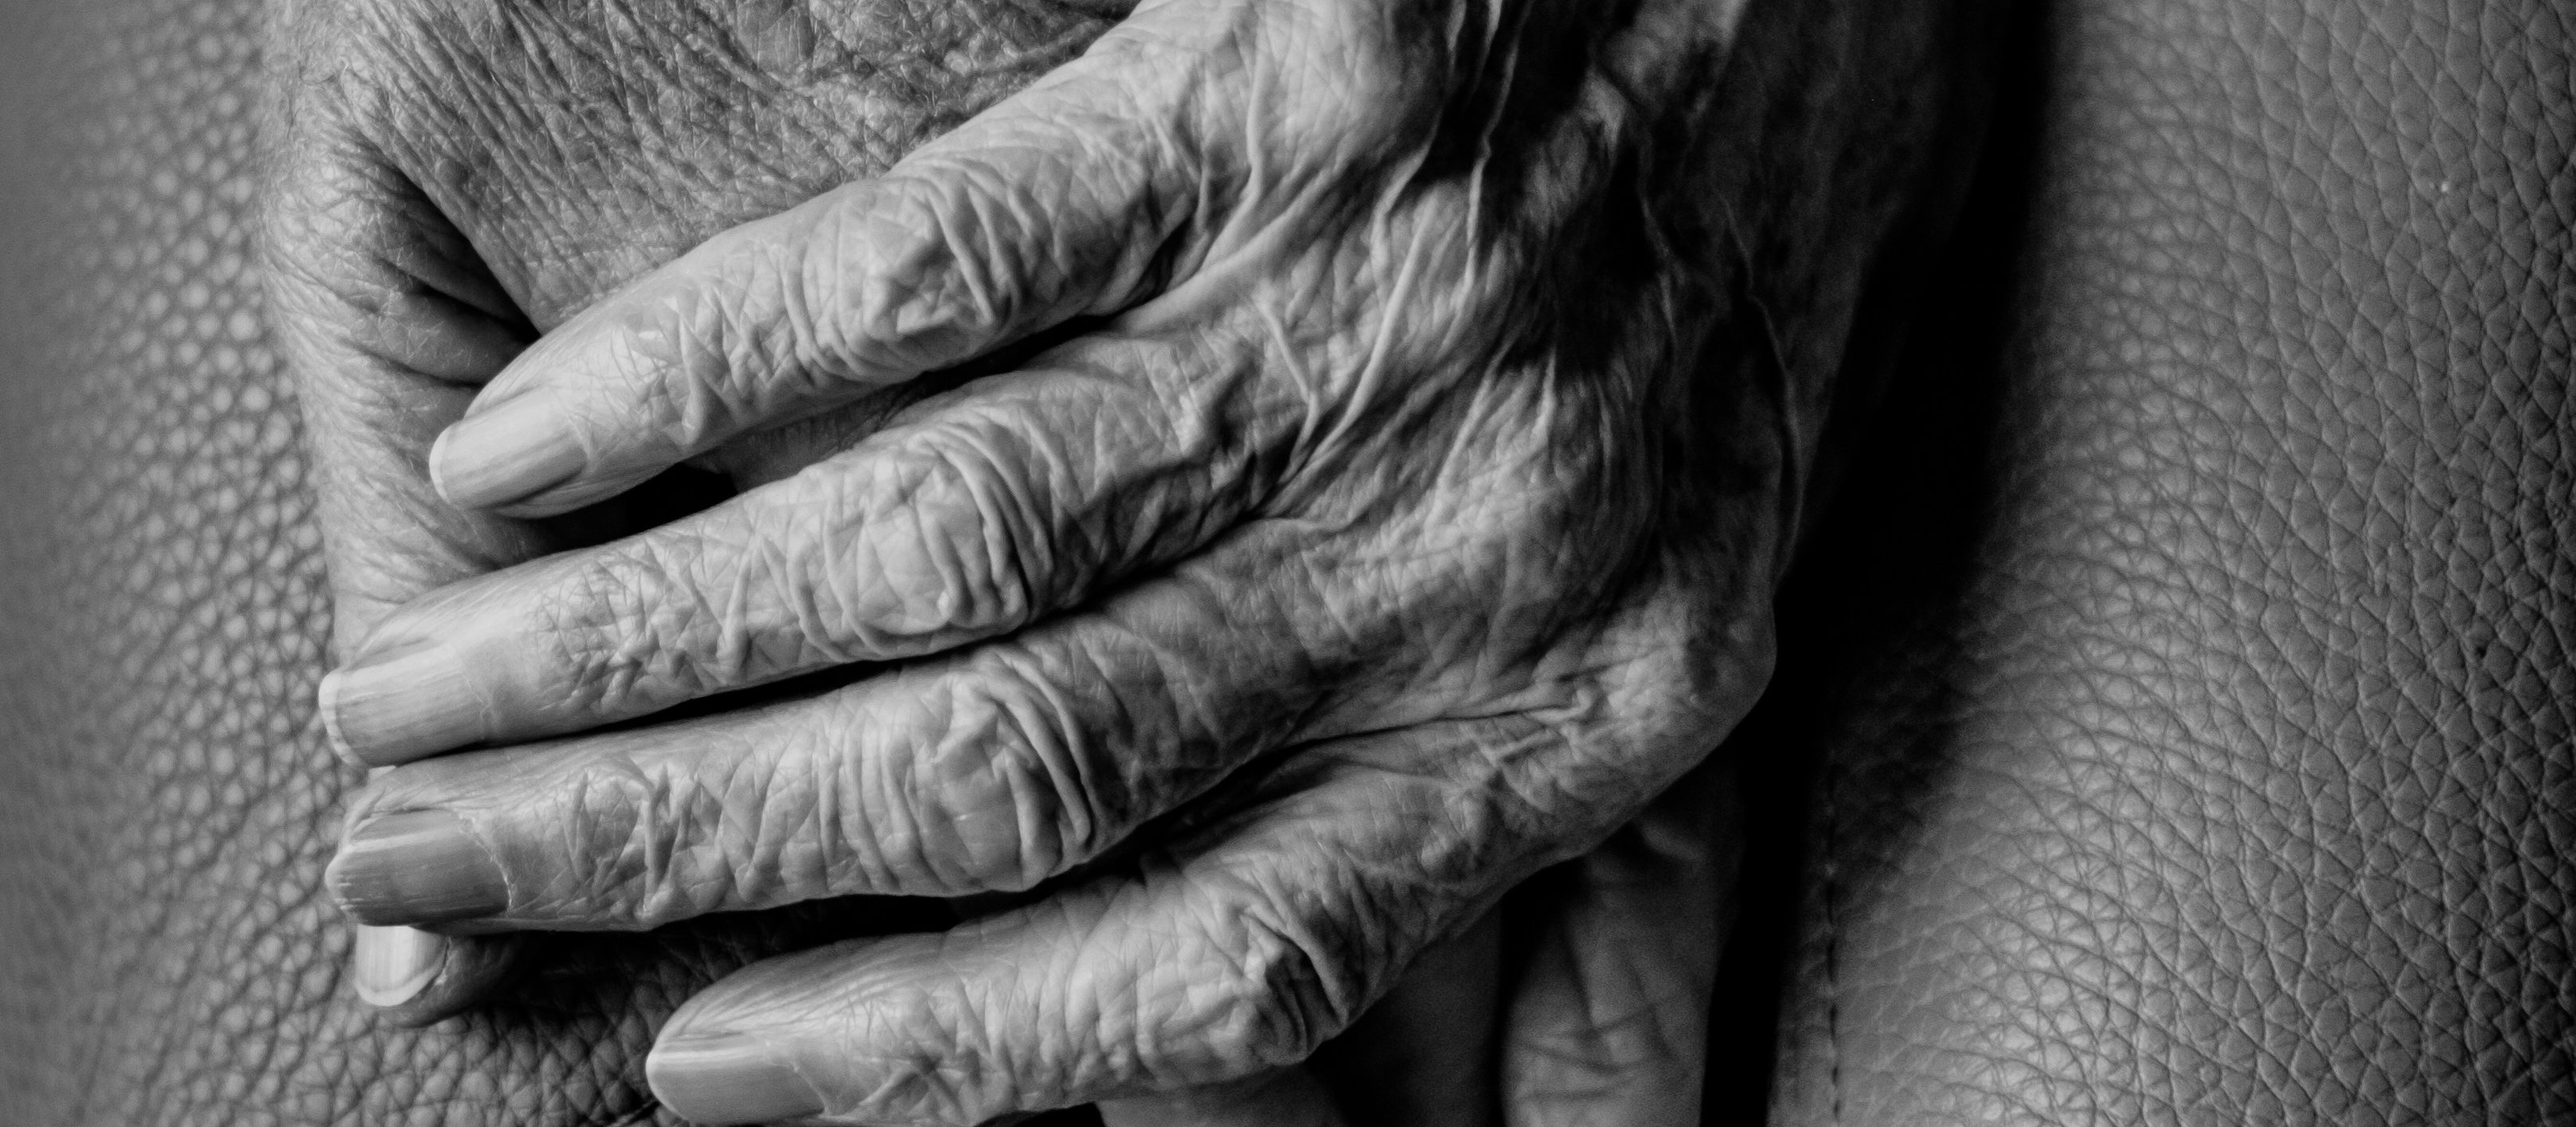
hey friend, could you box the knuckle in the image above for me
[1640,560,1775,732]
[537,534,733,716]
[551,749,739,929]
[824,432,1047,652]
[819,174,1012,374]
[616,264,776,448]
[1252,5,1438,158]
[646,283,737,440]
[897,655,1104,892]
[1191,896,1353,1073]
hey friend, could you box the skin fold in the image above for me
[265,0,1983,1121]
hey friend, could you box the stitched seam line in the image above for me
[1820,748,1847,1127]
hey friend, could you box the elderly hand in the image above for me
[260,0,1682,1118]
[264,0,1782,1120]
[271,0,1985,1117]
[299,1,1775,1121]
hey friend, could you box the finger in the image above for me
[423,0,1430,520]
[323,529,1331,929]
[347,918,522,1025]
[419,10,1212,519]
[1499,758,1739,1127]
[320,338,1266,767]
[640,724,1550,1126]
[264,120,561,1015]
[1101,916,1503,1127]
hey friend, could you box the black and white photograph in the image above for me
[0,0,2566,1122]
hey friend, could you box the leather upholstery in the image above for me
[1753,0,2575,1121]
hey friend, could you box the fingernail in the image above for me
[647,1033,829,1125]
[350,924,447,1008]
[430,396,587,510]
[318,640,483,766]
[327,809,511,926]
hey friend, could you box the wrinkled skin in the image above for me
[265,0,1820,1121]
[264,0,1136,1032]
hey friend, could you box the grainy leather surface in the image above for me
[1757,0,2576,1122]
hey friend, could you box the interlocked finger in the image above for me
[322,342,1264,767]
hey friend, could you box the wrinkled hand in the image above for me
[272,0,1804,1121]
[264,0,1130,1026]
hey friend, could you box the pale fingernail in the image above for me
[647,1033,828,1125]
[318,640,482,766]
[430,396,587,510]
[350,924,447,1008]
[327,809,511,926]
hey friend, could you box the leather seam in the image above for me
[1820,746,1845,1127]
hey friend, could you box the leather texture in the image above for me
[1754,0,2576,1122]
